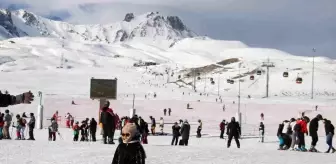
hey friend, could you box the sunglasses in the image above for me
[121,133,131,137]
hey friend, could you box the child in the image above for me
[48,118,58,141]
[73,121,79,141]
[15,114,22,140]
[112,123,146,164]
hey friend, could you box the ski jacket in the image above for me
[295,120,307,134]
[277,123,284,136]
[290,121,296,132]
[227,121,241,136]
[0,116,4,127]
[89,119,97,132]
[198,122,202,130]
[49,120,58,132]
[28,115,35,129]
[325,121,335,135]
[259,124,265,132]
[309,117,319,136]
[282,122,290,134]
[4,113,12,125]
[159,119,164,127]
[100,107,115,127]
[73,124,79,135]
[180,123,190,140]
[112,141,146,164]
[0,93,24,107]
[151,118,156,127]
[220,122,225,131]
[172,125,181,136]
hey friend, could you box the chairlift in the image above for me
[283,68,289,77]
[257,70,262,75]
[250,75,254,80]
[296,77,303,84]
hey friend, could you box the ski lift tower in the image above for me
[261,58,275,98]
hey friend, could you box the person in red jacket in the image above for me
[296,116,310,151]
[220,120,226,139]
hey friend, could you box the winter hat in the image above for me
[122,123,138,143]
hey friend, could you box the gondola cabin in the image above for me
[178,75,181,79]
[257,70,262,75]
[230,80,234,84]
[250,75,254,80]
[186,74,190,78]
[210,77,214,81]
[197,77,201,80]
[227,79,231,83]
[283,72,289,77]
[296,77,303,84]
[211,81,215,85]
[197,72,201,76]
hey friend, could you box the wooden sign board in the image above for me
[90,78,117,99]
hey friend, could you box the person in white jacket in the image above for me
[289,118,298,150]
[159,117,164,135]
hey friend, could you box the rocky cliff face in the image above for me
[0,10,197,44]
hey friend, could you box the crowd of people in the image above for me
[277,114,335,153]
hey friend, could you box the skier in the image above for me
[27,113,35,140]
[73,121,79,141]
[180,119,190,146]
[168,108,172,116]
[197,119,202,138]
[149,116,156,135]
[219,120,226,139]
[171,122,181,145]
[223,105,225,112]
[100,106,114,144]
[159,117,164,135]
[112,123,146,164]
[259,122,265,143]
[315,105,318,111]
[89,118,97,142]
[70,114,74,128]
[260,113,264,121]
[323,119,335,153]
[48,118,58,141]
[163,109,167,116]
[226,117,241,148]
[3,110,12,139]
[309,114,323,152]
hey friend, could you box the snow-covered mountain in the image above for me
[0,9,196,44]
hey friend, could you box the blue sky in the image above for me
[0,0,335,58]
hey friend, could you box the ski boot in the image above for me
[332,149,336,153]
[300,146,307,152]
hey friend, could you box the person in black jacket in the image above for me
[324,119,335,153]
[89,118,97,142]
[259,122,265,143]
[226,117,241,148]
[100,107,114,144]
[27,113,35,140]
[0,91,34,107]
[309,114,323,152]
[171,122,181,145]
[112,123,146,164]
[180,120,190,146]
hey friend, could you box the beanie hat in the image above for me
[122,123,138,143]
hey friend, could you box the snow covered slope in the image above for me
[1,36,336,99]
[0,9,196,45]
